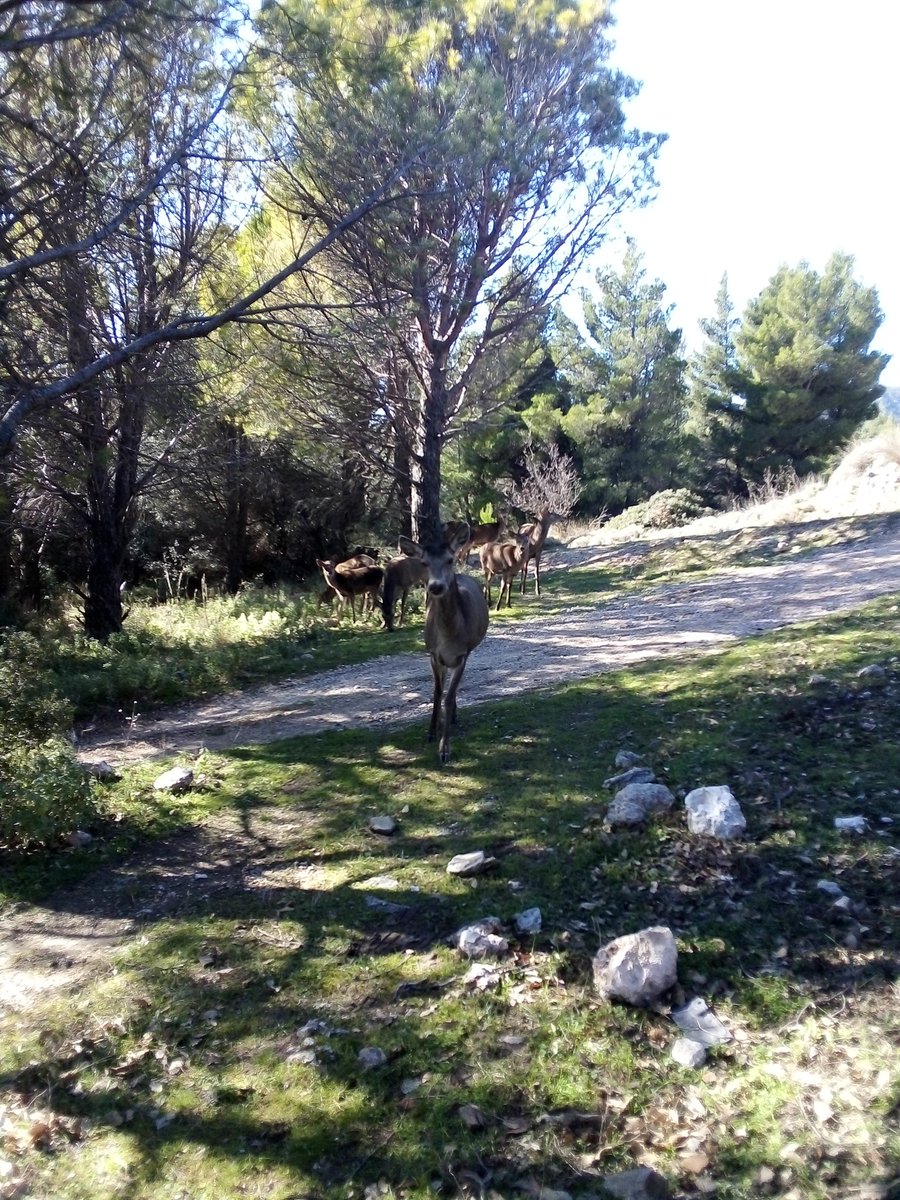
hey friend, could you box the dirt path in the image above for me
[4,523,900,1016]
[79,525,900,767]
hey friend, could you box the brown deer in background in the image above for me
[519,508,563,596]
[454,519,502,565]
[317,557,383,623]
[381,554,428,631]
[479,530,531,611]
[398,523,489,764]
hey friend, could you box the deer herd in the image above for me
[316,508,563,762]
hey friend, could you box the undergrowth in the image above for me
[2,595,900,1199]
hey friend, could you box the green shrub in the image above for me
[607,488,711,531]
[0,630,72,742]
[0,739,98,849]
[0,631,101,849]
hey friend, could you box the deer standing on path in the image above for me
[381,554,429,632]
[455,519,502,565]
[398,523,489,764]
[519,508,563,596]
[316,558,383,623]
[479,531,531,611]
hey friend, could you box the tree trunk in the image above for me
[83,513,125,640]
[0,464,14,615]
[222,419,250,595]
[410,351,448,541]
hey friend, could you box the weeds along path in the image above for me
[80,523,900,768]
[4,522,900,1015]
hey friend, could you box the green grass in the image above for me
[2,592,900,1198]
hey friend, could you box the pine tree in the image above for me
[734,253,888,481]
[688,274,745,496]
[557,243,687,513]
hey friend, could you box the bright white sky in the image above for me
[588,0,900,385]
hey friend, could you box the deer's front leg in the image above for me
[440,655,469,763]
[428,656,444,743]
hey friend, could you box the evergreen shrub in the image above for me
[606,488,711,531]
[0,632,100,848]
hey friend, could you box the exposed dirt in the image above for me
[3,514,900,1018]
[78,515,900,767]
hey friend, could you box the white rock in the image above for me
[592,926,678,1006]
[65,829,93,847]
[446,850,498,877]
[514,907,542,935]
[607,783,675,827]
[671,996,732,1046]
[816,880,844,898]
[463,963,502,990]
[614,750,644,769]
[455,918,509,960]
[368,815,397,836]
[834,815,867,833]
[684,785,746,839]
[671,1037,707,1068]
[153,766,194,793]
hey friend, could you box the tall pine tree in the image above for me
[557,243,687,513]
[733,253,888,481]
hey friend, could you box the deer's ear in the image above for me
[447,522,470,554]
[398,536,422,558]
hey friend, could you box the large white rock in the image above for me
[455,917,509,960]
[153,766,194,793]
[592,926,678,1006]
[607,783,674,827]
[684,785,746,839]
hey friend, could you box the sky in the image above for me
[586,0,900,386]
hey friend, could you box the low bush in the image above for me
[0,631,101,848]
[606,488,711,531]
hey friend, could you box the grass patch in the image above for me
[2,594,900,1198]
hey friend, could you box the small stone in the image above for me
[458,1103,487,1129]
[816,880,844,897]
[671,1037,707,1068]
[287,1048,318,1066]
[807,673,830,688]
[83,759,119,782]
[357,1047,387,1069]
[153,766,193,793]
[462,963,502,990]
[603,766,656,788]
[834,815,867,833]
[368,815,397,836]
[601,1165,671,1199]
[446,850,498,877]
[671,996,732,1046]
[65,829,93,847]
[455,918,509,960]
[614,750,644,769]
[856,663,887,685]
[514,907,542,935]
